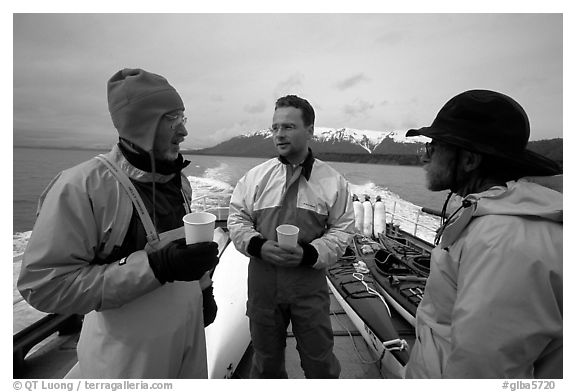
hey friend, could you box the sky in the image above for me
[11,11,565,150]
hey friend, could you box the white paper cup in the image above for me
[276,224,299,249]
[182,212,217,244]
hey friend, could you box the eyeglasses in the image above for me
[164,113,187,129]
[424,141,448,158]
[269,123,296,133]
[424,141,459,158]
[424,142,435,158]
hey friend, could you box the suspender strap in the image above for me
[96,155,160,245]
[182,184,191,214]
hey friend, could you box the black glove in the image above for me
[148,240,219,284]
[202,285,218,327]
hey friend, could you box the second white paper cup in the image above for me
[276,224,299,249]
[182,212,217,244]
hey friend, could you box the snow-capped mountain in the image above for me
[243,127,428,154]
[314,128,384,153]
[190,126,429,158]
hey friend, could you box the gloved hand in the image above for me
[202,285,218,327]
[148,240,219,284]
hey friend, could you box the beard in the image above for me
[425,166,453,192]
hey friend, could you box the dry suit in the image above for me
[228,150,355,378]
[18,144,208,378]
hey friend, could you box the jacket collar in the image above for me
[118,138,190,175]
[278,148,315,181]
[110,144,178,184]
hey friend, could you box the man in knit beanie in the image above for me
[18,68,219,378]
[108,68,185,153]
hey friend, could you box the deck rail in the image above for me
[386,201,440,241]
[190,193,233,220]
[13,314,82,378]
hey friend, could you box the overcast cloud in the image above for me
[12,13,563,150]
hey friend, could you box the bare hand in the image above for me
[260,240,303,267]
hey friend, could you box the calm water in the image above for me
[13,147,448,234]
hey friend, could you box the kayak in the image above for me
[326,236,411,378]
[370,224,432,326]
[325,217,436,376]
[369,247,427,327]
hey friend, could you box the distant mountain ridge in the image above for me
[191,127,428,156]
[187,127,562,168]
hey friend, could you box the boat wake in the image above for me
[188,175,235,197]
[13,232,31,259]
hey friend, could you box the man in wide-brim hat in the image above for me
[404,89,562,379]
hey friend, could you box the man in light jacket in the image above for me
[18,68,219,378]
[404,89,562,378]
[227,95,355,378]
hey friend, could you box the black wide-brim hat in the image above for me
[406,89,561,176]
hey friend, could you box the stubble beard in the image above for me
[425,167,451,192]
